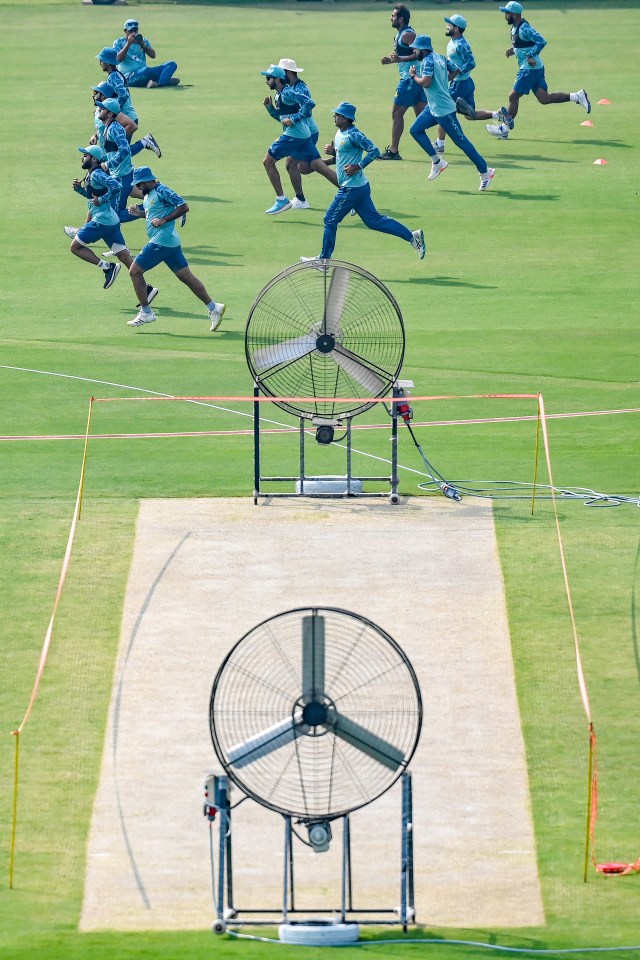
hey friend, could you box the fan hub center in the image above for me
[315,333,336,354]
[302,701,328,726]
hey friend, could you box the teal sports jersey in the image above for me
[334,126,379,188]
[290,79,319,138]
[74,168,121,226]
[278,85,313,139]
[418,52,456,117]
[395,27,416,79]
[113,34,150,77]
[446,36,475,82]
[103,119,133,178]
[142,182,184,247]
[106,70,138,122]
[512,20,546,70]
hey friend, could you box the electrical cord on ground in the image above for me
[226,929,640,953]
[387,409,639,508]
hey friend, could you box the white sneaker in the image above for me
[432,140,445,155]
[146,80,159,89]
[479,167,496,192]
[208,302,225,332]
[127,309,157,327]
[300,256,329,271]
[427,158,448,181]
[575,89,591,113]
[290,198,310,209]
[486,123,509,140]
[411,229,426,260]
[64,226,79,238]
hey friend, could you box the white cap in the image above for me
[278,58,304,73]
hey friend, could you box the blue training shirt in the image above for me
[418,52,457,117]
[105,70,138,122]
[74,168,121,226]
[102,119,133,178]
[139,182,185,247]
[446,36,475,82]
[334,126,379,188]
[511,20,546,70]
[113,34,150,78]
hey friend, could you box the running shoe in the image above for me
[127,309,157,327]
[143,133,162,157]
[265,198,292,215]
[496,107,514,129]
[103,262,121,289]
[290,198,310,209]
[575,89,591,113]
[427,158,448,180]
[479,167,496,192]
[64,226,79,238]
[456,97,476,120]
[208,303,226,332]
[411,229,426,260]
[377,146,402,160]
[486,123,509,140]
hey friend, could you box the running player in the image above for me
[300,102,425,264]
[377,4,426,160]
[432,15,476,156]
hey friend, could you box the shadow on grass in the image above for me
[391,275,497,289]
[182,195,231,203]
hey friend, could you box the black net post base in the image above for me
[252,384,401,504]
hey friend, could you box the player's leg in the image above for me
[356,184,413,243]
[157,61,179,86]
[71,223,122,288]
[308,157,339,188]
[172,252,225,331]
[318,188,353,260]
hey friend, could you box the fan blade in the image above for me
[324,268,350,338]
[227,717,302,768]
[326,711,404,771]
[253,333,317,370]
[302,613,325,701]
[332,347,386,395]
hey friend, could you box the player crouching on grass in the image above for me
[125,167,225,331]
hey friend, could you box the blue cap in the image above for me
[499,1,523,12]
[96,46,119,66]
[96,98,120,116]
[92,81,115,98]
[132,166,156,185]
[332,101,356,121]
[261,64,286,79]
[124,19,139,30]
[444,15,467,30]
[410,34,433,51]
[78,145,106,161]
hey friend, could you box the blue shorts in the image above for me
[394,76,427,108]
[76,219,126,249]
[513,66,547,96]
[135,242,189,273]
[449,76,476,110]
[268,135,321,164]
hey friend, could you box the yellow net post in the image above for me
[78,397,95,521]
[531,395,542,515]
[9,731,20,889]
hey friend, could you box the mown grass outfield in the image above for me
[1,0,639,957]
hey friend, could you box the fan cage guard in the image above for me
[245,261,405,421]
[209,606,422,820]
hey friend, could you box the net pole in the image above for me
[583,723,595,882]
[8,731,20,889]
[531,395,542,515]
[78,397,95,520]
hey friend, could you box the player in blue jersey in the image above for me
[113,18,179,88]
[68,146,159,306]
[432,15,477,156]
[277,58,327,210]
[408,36,495,191]
[96,98,138,223]
[69,145,128,290]
[465,2,590,140]
[261,65,338,216]
[92,77,161,160]
[125,167,225,331]
[300,102,425,264]
[378,4,426,160]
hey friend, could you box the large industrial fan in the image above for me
[245,261,409,499]
[205,607,422,939]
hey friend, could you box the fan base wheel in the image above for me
[278,921,360,946]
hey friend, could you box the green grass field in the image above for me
[1,1,639,958]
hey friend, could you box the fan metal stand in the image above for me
[252,382,411,504]
[206,772,415,934]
